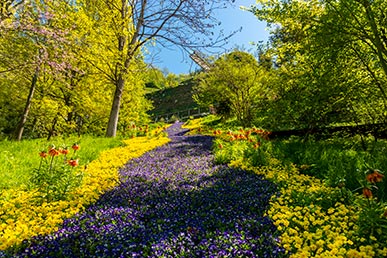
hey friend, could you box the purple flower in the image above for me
[5,122,286,257]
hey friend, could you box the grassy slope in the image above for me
[146,78,199,118]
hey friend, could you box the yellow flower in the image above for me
[0,134,170,251]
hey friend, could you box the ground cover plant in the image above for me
[1,122,286,257]
[185,116,387,257]
[0,129,170,252]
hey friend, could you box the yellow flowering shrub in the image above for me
[0,135,170,250]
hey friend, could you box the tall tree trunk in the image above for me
[106,75,125,137]
[14,67,39,141]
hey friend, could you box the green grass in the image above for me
[268,135,387,201]
[0,136,124,190]
[146,78,199,117]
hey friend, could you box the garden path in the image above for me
[12,122,285,257]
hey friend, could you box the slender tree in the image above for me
[79,0,237,137]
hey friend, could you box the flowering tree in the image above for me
[0,0,83,140]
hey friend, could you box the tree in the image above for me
[0,0,77,140]
[76,0,238,137]
[248,0,387,130]
[194,50,271,127]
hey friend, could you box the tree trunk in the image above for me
[47,115,58,141]
[106,75,125,137]
[14,67,39,141]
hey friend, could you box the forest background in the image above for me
[1,0,387,141]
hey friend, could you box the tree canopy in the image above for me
[246,0,387,131]
[194,50,272,127]
[0,0,236,139]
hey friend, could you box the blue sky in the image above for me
[147,0,270,75]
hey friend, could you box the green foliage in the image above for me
[213,139,249,165]
[355,198,387,245]
[249,0,387,131]
[245,141,274,167]
[194,50,272,127]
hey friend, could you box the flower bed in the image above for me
[232,161,387,257]
[2,122,286,257]
[0,135,170,252]
[184,116,387,257]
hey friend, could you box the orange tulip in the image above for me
[39,151,48,158]
[366,171,384,183]
[219,143,223,149]
[362,188,373,198]
[48,148,60,157]
[72,144,80,151]
[68,159,79,167]
[60,148,70,155]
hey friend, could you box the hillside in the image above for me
[146,78,201,121]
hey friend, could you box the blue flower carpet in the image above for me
[5,122,286,257]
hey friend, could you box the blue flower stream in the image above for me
[2,122,286,257]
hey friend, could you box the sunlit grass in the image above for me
[0,136,124,190]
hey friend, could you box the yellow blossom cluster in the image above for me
[182,118,203,132]
[0,135,170,250]
[230,159,387,258]
[184,117,387,257]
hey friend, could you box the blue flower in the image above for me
[5,122,286,257]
